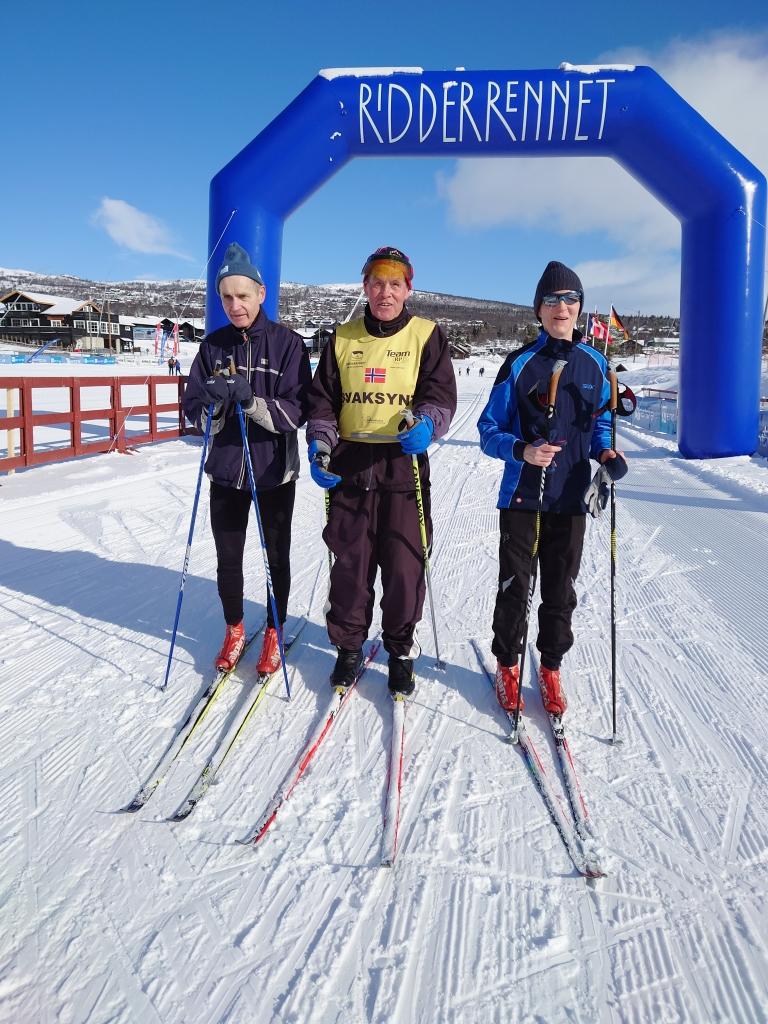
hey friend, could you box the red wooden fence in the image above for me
[1,375,190,473]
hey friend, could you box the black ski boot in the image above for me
[388,656,415,697]
[331,647,363,690]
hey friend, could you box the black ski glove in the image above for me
[227,372,254,406]
[201,374,230,408]
[201,370,253,415]
[600,451,628,481]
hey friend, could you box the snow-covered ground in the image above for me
[1,356,768,1023]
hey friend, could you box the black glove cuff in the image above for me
[602,453,628,481]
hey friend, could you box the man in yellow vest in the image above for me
[306,246,457,694]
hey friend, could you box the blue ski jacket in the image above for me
[477,330,612,513]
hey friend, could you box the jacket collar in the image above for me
[538,328,583,357]
[363,303,411,337]
[242,308,267,341]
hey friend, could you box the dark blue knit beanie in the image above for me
[533,261,583,320]
[216,242,264,292]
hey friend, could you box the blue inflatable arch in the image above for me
[208,65,766,459]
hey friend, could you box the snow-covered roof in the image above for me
[115,315,205,330]
[0,290,99,314]
[163,316,205,329]
[45,299,95,315]
[125,315,163,327]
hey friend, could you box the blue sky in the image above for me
[2,0,767,315]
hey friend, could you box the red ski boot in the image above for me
[494,662,524,713]
[539,665,567,716]
[215,621,245,671]
[256,627,282,676]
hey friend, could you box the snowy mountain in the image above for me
[0,266,208,319]
[0,267,679,346]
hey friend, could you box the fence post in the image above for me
[177,376,186,435]
[5,386,15,474]
[21,382,33,468]
[113,379,127,453]
[71,378,82,455]
[149,377,158,441]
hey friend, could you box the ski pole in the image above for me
[324,489,333,576]
[403,411,444,670]
[511,359,567,740]
[162,402,214,691]
[236,402,292,700]
[607,370,621,745]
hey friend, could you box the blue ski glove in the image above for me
[397,413,434,455]
[308,439,341,489]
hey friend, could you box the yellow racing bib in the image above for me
[335,317,434,442]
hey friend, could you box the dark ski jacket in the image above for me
[182,311,311,491]
[306,304,457,491]
[477,330,612,513]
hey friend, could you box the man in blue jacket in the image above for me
[182,243,311,676]
[477,261,626,718]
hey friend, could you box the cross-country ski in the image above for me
[380,693,407,868]
[471,639,605,879]
[121,623,265,812]
[239,636,382,846]
[170,620,307,821]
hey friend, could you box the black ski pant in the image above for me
[210,480,295,629]
[491,508,586,670]
[323,484,431,660]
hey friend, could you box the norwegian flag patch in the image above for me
[364,367,386,383]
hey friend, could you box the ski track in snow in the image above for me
[1,359,768,1023]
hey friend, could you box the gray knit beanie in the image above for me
[216,242,264,292]
[533,261,583,320]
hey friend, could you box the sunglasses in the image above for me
[540,291,582,307]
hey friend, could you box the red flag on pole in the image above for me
[587,311,609,342]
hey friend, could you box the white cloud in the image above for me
[437,156,680,250]
[437,31,768,313]
[574,253,682,318]
[607,33,768,176]
[92,198,191,260]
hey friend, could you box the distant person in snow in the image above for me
[477,261,627,718]
[174,356,182,375]
[479,366,485,377]
[182,242,312,677]
[167,355,175,375]
[305,245,457,696]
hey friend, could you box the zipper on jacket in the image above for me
[237,329,250,490]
